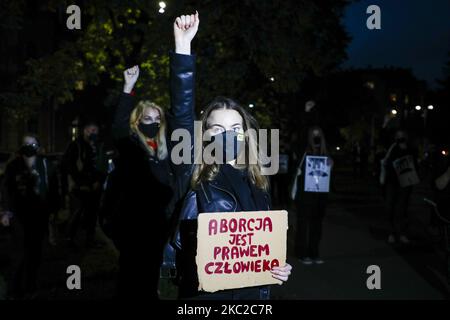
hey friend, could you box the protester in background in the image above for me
[380,129,419,245]
[1,134,60,299]
[63,121,108,248]
[352,141,361,178]
[0,173,12,226]
[170,12,292,300]
[109,65,174,300]
[0,211,12,227]
[291,126,333,265]
[432,147,450,221]
[374,144,387,181]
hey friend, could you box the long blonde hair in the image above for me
[130,100,168,160]
[191,97,269,191]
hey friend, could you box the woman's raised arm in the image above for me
[167,11,199,144]
[112,65,139,140]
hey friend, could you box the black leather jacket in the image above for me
[169,52,271,299]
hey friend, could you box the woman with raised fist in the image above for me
[169,11,292,300]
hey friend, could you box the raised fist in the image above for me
[174,11,199,55]
[123,65,139,94]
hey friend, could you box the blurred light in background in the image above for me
[158,2,166,13]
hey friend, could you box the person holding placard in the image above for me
[290,126,333,265]
[169,11,292,300]
[380,129,419,245]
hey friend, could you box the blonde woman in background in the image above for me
[108,66,174,299]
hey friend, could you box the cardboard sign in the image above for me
[304,156,331,192]
[196,210,288,293]
[393,155,420,187]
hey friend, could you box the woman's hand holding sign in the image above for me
[271,263,292,282]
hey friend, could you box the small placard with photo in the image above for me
[393,155,420,187]
[304,156,331,193]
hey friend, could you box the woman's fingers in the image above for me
[270,263,292,282]
[181,15,186,30]
[185,15,191,27]
[270,268,291,276]
[175,17,182,29]
[272,274,289,282]
[195,11,200,23]
[272,264,292,272]
[175,12,199,31]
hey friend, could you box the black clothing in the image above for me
[293,152,330,259]
[110,92,174,299]
[2,155,60,298]
[63,138,107,192]
[384,144,418,187]
[176,166,271,300]
[63,138,108,243]
[432,152,450,220]
[383,144,418,235]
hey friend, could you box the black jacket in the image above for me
[2,155,60,220]
[169,52,271,299]
[108,92,174,250]
[62,137,108,192]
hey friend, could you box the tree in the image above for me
[0,0,351,130]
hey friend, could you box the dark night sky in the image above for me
[343,0,450,88]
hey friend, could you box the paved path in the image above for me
[272,167,449,299]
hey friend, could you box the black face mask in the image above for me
[313,136,321,146]
[396,137,407,144]
[210,130,245,163]
[20,144,38,158]
[139,123,160,138]
[88,133,98,143]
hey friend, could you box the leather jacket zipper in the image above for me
[210,184,238,212]
[200,182,210,203]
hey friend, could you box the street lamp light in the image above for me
[391,109,398,115]
[158,1,166,13]
[249,104,254,108]
[270,77,275,82]
[427,105,434,110]
[415,105,421,111]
